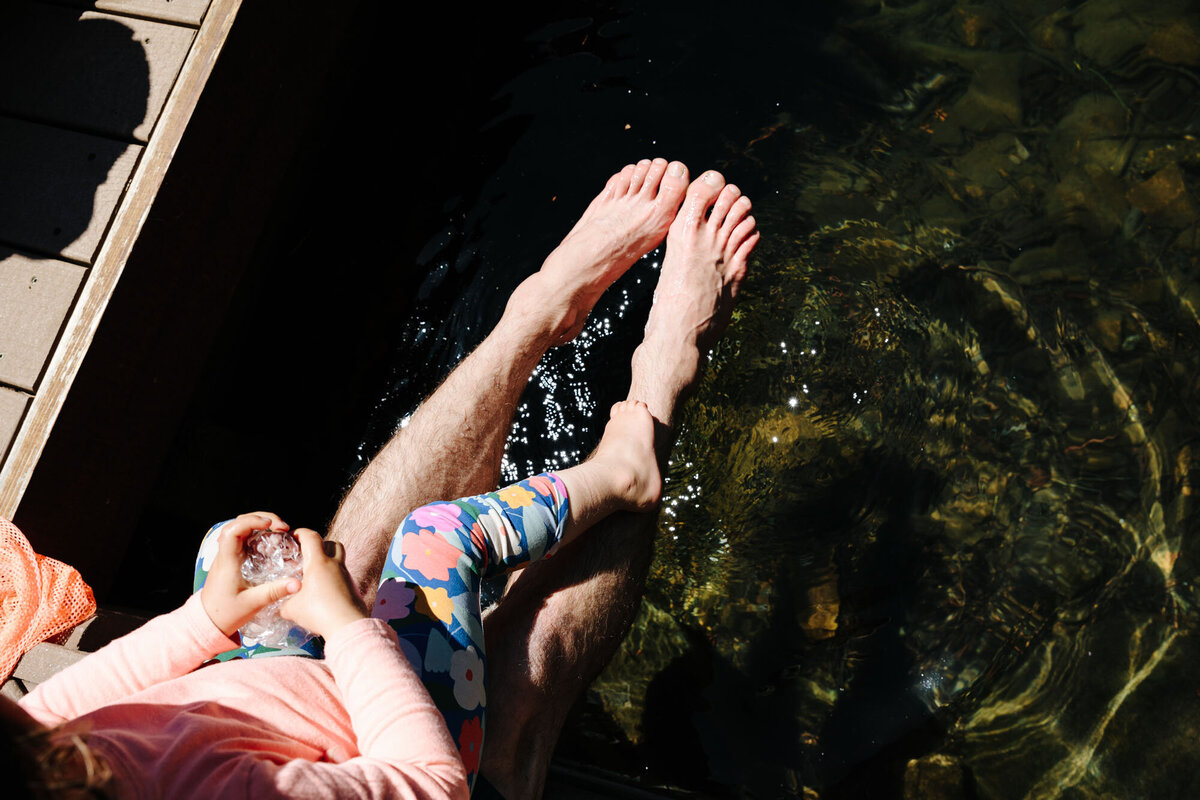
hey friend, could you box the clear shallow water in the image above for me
[361,1,1200,797]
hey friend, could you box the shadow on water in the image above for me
[624,456,945,797]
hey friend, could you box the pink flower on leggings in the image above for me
[528,474,555,497]
[458,716,483,774]
[401,530,460,582]
[411,503,462,531]
[468,521,490,568]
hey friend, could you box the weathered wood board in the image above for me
[0,3,195,142]
[0,0,244,518]
[0,253,87,392]
[0,388,30,465]
[53,0,214,28]
[0,117,142,264]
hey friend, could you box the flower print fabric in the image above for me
[400,532,461,582]
[449,647,485,710]
[375,472,569,791]
[457,716,484,775]
[191,473,570,790]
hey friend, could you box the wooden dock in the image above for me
[0,0,240,515]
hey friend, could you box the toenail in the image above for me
[668,161,685,177]
[702,171,723,185]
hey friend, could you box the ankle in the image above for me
[499,277,565,345]
[504,272,584,345]
[584,455,636,512]
[628,343,698,428]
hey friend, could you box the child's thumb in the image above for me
[249,578,301,609]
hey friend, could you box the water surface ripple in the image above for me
[367,1,1200,796]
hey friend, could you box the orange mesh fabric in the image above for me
[1,518,96,681]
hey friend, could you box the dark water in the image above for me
[105,0,1200,796]
[356,1,1200,798]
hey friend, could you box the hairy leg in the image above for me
[371,400,660,788]
[480,170,759,799]
[330,158,689,604]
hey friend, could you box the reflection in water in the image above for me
[367,0,1200,796]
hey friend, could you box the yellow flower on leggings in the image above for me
[416,586,455,625]
[496,484,535,508]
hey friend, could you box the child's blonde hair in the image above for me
[1,716,112,799]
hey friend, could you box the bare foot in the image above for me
[591,400,662,511]
[507,158,690,343]
[630,170,760,427]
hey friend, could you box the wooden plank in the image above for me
[49,1,213,28]
[0,253,87,391]
[2,678,30,700]
[0,0,244,519]
[0,387,30,465]
[0,3,195,142]
[13,0,363,599]
[11,642,88,684]
[0,117,142,264]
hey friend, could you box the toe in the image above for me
[718,196,753,250]
[608,164,636,196]
[653,160,689,209]
[639,158,669,196]
[676,170,725,228]
[727,226,759,293]
[630,159,653,192]
[725,215,758,262]
[724,196,753,232]
[710,184,742,228]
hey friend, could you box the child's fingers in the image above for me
[323,539,346,564]
[243,577,301,611]
[293,528,327,564]
[215,516,269,569]
[246,511,289,531]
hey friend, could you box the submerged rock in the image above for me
[1128,162,1197,229]
[1048,94,1130,176]
[1144,19,1200,66]
[904,753,967,800]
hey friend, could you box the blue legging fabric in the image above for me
[192,472,571,790]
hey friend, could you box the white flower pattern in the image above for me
[197,521,228,572]
[450,646,486,710]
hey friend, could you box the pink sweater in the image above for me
[20,594,469,799]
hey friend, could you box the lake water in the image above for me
[355,1,1200,797]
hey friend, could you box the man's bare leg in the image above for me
[481,171,760,798]
[330,158,690,603]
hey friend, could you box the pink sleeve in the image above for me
[20,593,236,725]
[265,619,469,800]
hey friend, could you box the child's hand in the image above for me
[200,513,301,639]
[279,528,368,639]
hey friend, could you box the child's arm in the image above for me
[263,617,469,799]
[21,592,238,725]
[21,514,299,725]
[252,530,468,798]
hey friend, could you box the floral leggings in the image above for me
[192,472,570,790]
